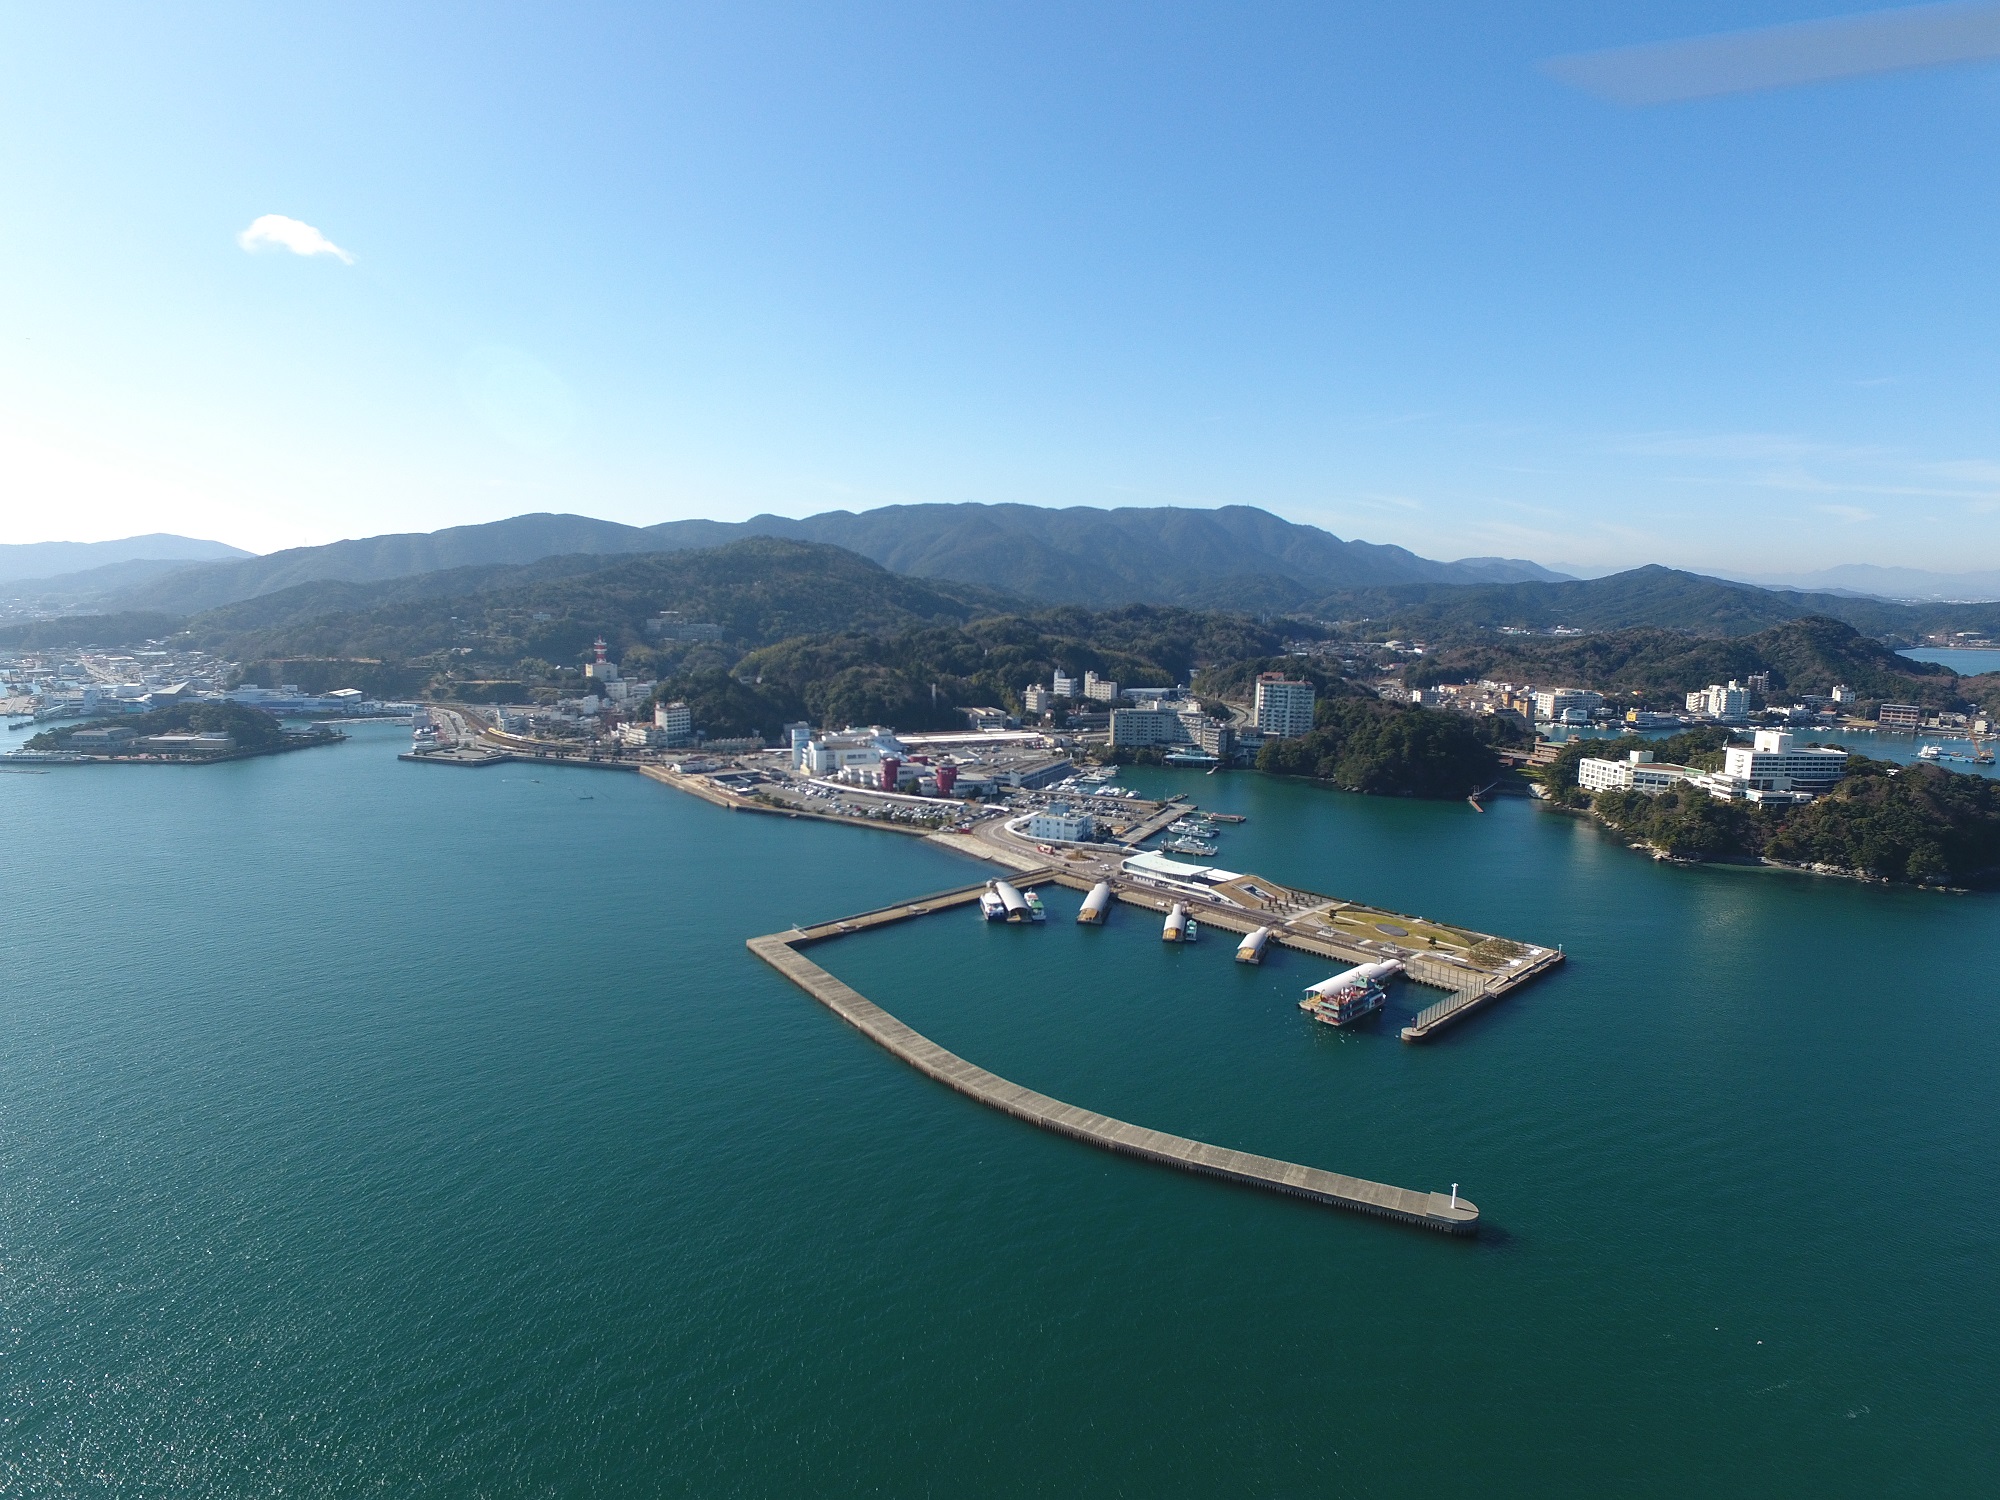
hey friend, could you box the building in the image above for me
[961,707,1012,731]
[1026,802,1096,842]
[784,722,814,764]
[653,701,693,745]
[1253,674,1316,739]
[67,726,138,750]
[1693,729,1847,802]
[1110,707,1190,749]
[139,732,235,755]
[1878,703,1922,730]
[1180,713,1237,758]
[1577,750,1698,795]
[1532,688,1604,722]
[619,724,669,749]
[1023,684,1053,714]
[583,638,619,682]
[1082,671,1119,702]
[1052,671,1078,700]
[1687,682,1749,718]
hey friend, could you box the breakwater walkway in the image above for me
[749,884,1481,1236]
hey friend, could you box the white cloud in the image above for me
[236,214,354,264]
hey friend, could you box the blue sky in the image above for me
[6,2,2000,573]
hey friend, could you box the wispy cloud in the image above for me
[1816,503,1878,523]
[1544,1,2000,106]
[236,214,354,264]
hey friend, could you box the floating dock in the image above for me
[748,881,1481,1236]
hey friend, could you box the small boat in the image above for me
[1918,744,1944,760]
[1022,889,1047,922]
[979,884,1009,921]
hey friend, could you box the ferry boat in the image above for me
[1163,835,1218,856]
[979,885,1009,921]
[1022,889,1047,922]
[1918,744,1944,761]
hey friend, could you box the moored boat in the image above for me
[1235,926,1272,964]
[1162,903,1198,943]
[1300,960,1403,1027]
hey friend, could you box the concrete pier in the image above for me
[749,890,1481,1236]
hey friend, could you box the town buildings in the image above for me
[1691,729,1848,803]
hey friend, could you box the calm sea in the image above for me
[2,724,1996,1496]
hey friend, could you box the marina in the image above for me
[749,881,1482,1236]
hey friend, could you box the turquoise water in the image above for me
[1901,647,2000,676]
[3,727,1997,1496]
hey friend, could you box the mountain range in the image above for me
[17,505,1566,616]
[0,533,249,585]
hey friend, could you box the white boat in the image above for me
[979,884,1008,921]
[1022,889,1047,922]
[1163,836,1218,856]
[1918,744,1944,760]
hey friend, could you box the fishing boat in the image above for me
[1022,889,1047,922]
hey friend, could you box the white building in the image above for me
[1531,688,1603,722]
[653,701,693,745]
[1687,681,1749,718]
[1052,671,1078,700]
[1110,707,1190,748]
[1026,803,1095,842]
[801,726,904,776]
[1578,750,1697,795]
[1253,674,1316,739]
[1083,671,1119,702]
[1692,729,1847,802]
[1023,684,1053,714]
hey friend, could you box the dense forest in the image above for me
[1254,698,1528,798]
[653,608,1291,738]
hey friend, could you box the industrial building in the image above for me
[1878,703,1922,730]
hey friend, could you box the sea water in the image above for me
[1,725,1995,1497]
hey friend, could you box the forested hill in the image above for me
[1408,616,1959,709]
[187,539,1013,666]
[1312,565,2000,641]
[645,503,1565,608]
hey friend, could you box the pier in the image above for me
[749,884,1481,1235]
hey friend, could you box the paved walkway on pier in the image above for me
[748,909,1480,1236]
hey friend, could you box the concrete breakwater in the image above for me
[749,884,1481,1236]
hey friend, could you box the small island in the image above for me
[18,702,344,764]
